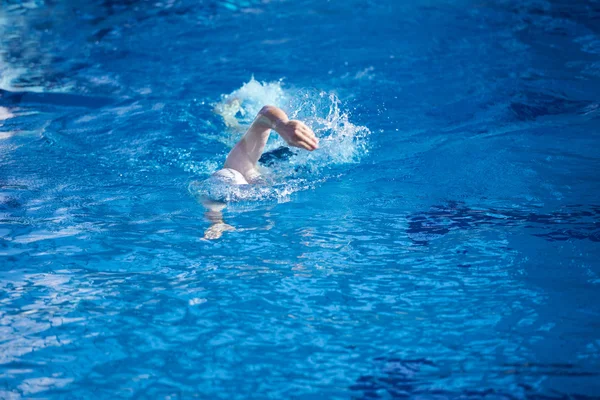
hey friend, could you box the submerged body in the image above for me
[203,105,318,238]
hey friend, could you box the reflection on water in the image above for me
[351,357,600,399]
[407,202,600,245]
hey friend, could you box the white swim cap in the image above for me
[212,168,249,185]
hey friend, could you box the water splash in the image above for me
[207,78,370,198]
[188,176,324,207]
[282,90,370,174]
[213,77,287,130]
[194,78,369,203]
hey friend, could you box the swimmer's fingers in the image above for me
[277,120,319,151]
[289,136,317,151]
[299,125,319,148]
[293,140,314,151]
[292,126,318,150]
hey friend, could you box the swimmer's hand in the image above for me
[256,106,318,151]
[275,120,319,151]
[204,222,235,240]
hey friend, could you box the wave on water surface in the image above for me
[190,78,370,204]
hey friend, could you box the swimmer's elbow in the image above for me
[258,105,288,126]
[259,105,277,116]
[261,105,288,116]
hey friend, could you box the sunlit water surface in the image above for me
[1,0,600,398]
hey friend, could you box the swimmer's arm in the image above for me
[202,199,234,239]
[224,106,318,180]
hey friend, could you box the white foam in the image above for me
[0,106,14,121]
[213,77,287,130]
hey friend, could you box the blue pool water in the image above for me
[1,0,600,398]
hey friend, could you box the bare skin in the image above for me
[203,105,318,239]
[223,105,318,182]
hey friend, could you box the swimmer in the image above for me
[202,105,319,239]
